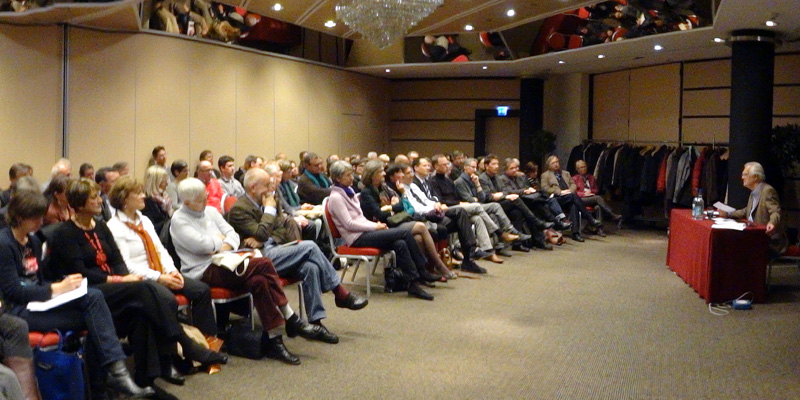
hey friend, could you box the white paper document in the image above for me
[713,202,736,214]
[710,218,746,231]
[26,278,88,312]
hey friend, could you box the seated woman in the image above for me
[327,161,442,301]
[43,175,73,225]
[107,176,218,347]
[540,155,602,243]
[166,160,189,213]
[141,165,173,235]
[360,160,456,280]
[47,178,226,389]
[170,178,318,365]
[0,190,153,399]
[573,160,621,236]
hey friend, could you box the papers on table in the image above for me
[713,202,736,214]
[710,218,746,231]
[27,278,88,312]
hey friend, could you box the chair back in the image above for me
[322,197,342,240]
[223,195,237,214]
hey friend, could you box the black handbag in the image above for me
[386,211,413,227]
[224,322,264,360]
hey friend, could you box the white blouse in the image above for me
[107,210,178,281]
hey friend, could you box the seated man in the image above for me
[428,154,514,263]
[95,167,119,221]
[226,168,367,344]
[573,160,622,235]
[0,163,32,207]
[197,160,224,212]
[271,162,322,242]
[297,152,332,205]
[719,161,788,257]
[479,155,553,251]
[407,157,487,273]
[497,158,571,231]
[218,155,245,199]
[234,155,263,185]
[540,155,602,242]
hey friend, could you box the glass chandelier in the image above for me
[336,0,444,49]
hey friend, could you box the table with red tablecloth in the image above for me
[666,209,770,303]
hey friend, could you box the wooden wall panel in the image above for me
[235,52,275,162]
[134,34,191,176]
[391,100,520,121]
[592,70,629,141]
[684,59,730,89]
[68,29,136,174]
[683,89,730,116]
[273,59,310,160]
[390,141,474,157]
[682,118,729,144]
[390,121,474,140]
[629,64,680,142]
[774,117,800,127]
[774,86,800,115]
[308,66,344,158]
[391,79,520,100]
[775,54,800,85]
[0,26,63,187]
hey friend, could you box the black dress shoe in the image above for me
[309,322,339,344]
[335,292,368,310]
[541,221,555,229]
[511,244,531,252]
[515,232,532,242]
[590,219,603,229]
[460,260,487,274]
[571,233,585,242]
[533,241,554,250]
[159,364,185,386]
[419,269,443,282]
[496,247,513,257]
[555,220,572,231]
[264,336,300,365]
[106,361,155,398]
[408,282,434,301]
[180,338,228,365]
[451,249,464,261]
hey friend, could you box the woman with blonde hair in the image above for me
[142,165,172,234]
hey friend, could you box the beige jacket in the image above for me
[540,170,577,196]
[730,182,788,255]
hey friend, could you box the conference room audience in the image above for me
[197,160,223,212]
[42,175,73,225]
[166,160,189,212]
[95,167,119,221]
[540,155,603,242]
[1,163,33,208]
[47,178,226,389]
[573,159,622,235]
[79,163,94,179]
[498,158,571,231]
[141,165,173,235]
[297,152,332,205]
[326,161,442,300]
[218,155,245,199]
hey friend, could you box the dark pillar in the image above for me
[727,30,777,206]
[520,78,544,165]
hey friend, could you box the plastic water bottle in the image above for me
[692,189,705,220]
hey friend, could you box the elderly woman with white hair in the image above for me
[170,178,317,365]
[326,161,443,301]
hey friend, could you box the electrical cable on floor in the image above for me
[708,292,753,316]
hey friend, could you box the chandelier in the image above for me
[336,0,444,49]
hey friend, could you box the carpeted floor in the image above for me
[166,229,800,399]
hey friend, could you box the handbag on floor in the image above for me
[33,330,86,400]
[224,322,264,360]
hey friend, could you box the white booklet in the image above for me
[26,278,88,312]
[713,202,736,214]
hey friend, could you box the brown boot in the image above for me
[4,357,42,400]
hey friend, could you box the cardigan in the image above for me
[0,228,51,314]
[48,219,129,285]
[170,206,239,280]
[327,186,380,246]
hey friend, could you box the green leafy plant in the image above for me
[771,124,800,177]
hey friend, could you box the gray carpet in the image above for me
[166,229,800,399]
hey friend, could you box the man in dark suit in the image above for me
[720,161,788,256]
[227,168,367,345]
[296,152,332,205]
[95,167,119,221]
[540,155,602,242]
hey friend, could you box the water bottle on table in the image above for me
[692,189,705,220]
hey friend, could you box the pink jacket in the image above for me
[328,186,380,246]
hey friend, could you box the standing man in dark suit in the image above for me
[719,161,788,256]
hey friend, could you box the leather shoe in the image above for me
[106,361,155,398]
[514,232,532,242]
[484,253,504,264]
[408,282,434,301]
[555,219,572,231]
[451,249,464,261]
[309,322,339,344]
[511,244,530,252]
[264,336,300,365]
[472,248,491,259]
[419,269,442,282]
[335,292,368,310]
[590,219,603,229]
[571,233,585,242]
[460,260,487,274]
[533,241,554,250]
[499,231,520,243]
[160,365,185,386]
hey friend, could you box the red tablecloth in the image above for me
[666,209,770,303]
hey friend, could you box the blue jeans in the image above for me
[263,240,341,322]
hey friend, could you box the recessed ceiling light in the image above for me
[465,24,474,31]
[324,20,336,28]
[654,44,663,51]
[506,9,516,17]
[558,60,565,64]
[272,3,282,11]
[765,20,778,27]
[482,66,488,70]
[597,54,605,59]
[385,69,391,73]
[713,37,724,43]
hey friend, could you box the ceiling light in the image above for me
[558,60,565,64]
[482,66,488,70]
[506,9,516,17]
[324,20,337,28]
[272,3,282,11]
[385,69,391,73]
[336,0,444,49]
[765,20,778,27]
[654,44,663,51]
[713,37,724,43]
[597,54,605,59]
[465,24,474,31]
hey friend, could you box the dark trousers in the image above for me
[0,314,33,359]
[497,199,546,243]
[203,257,288,333]
[555,193,597,234]
[443,207,476,256]
[173,277,217,336]
[352,226,427,282]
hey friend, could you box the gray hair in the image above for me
[263,163,280,176]
[329,160,353,182]
[243,167,268,190]
[744,162,765,181]
[465,157,477,166]
[178,178,207,203]
[361,160,385,188]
